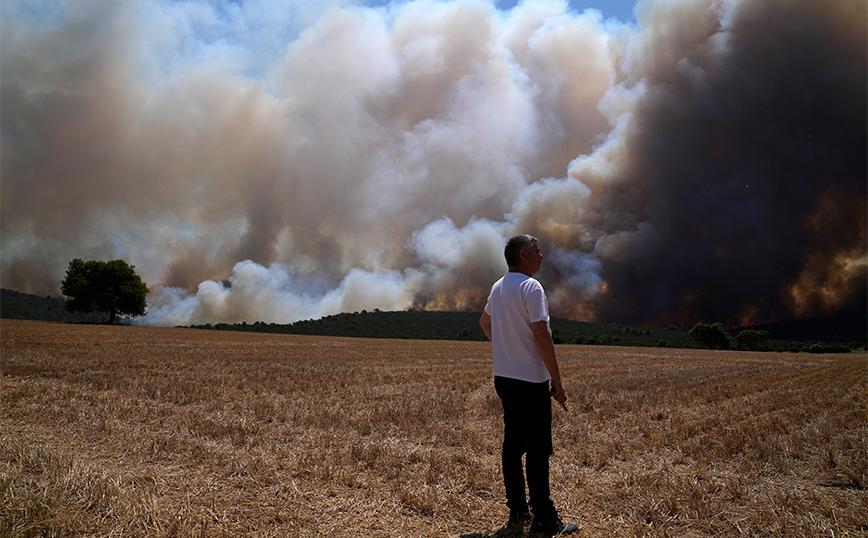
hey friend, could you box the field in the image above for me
[1,320,866,537]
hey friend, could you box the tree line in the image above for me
[688,322,857,353]
[4,257,861,353]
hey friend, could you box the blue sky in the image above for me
[357,0,638,22]
[496,0,636,21]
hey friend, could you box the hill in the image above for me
[740,312,867,345]
[0,289,109,324]
[190,310,699,349]
[191,309,865,350]
[2,288,863,350]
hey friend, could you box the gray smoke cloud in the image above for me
[2,0,865,327]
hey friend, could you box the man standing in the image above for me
[479,235,578,536]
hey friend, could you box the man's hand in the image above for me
[550,378,567,404]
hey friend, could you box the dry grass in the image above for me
[1,319,866,537]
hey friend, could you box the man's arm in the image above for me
[479,312,493,341]
[532,320,567,403]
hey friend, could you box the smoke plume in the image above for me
[2,0,865,327]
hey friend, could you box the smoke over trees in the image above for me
[1,0,865,327]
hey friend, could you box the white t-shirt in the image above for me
[484,272,552,383]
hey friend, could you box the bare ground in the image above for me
[1,320,866,537]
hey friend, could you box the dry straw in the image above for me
[2,320,866,537]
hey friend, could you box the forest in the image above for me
[2,288,864,352]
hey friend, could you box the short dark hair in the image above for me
[504,234,538,267]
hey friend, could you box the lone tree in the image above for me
[61,259,149,324]
[689,322,731,350]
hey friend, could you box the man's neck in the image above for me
[508,267,534,277]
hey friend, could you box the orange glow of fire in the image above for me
[786,186,867,317]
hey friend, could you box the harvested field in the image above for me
[1,320,866,537]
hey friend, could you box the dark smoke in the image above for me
[523,0,867,326]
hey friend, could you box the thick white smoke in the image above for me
[1,0,613,325]
[2,0,864,327]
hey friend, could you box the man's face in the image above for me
[521,240,544,276]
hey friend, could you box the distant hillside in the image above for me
[1,288,111,324]
[193,310,868,351]
[193,310,701,349]
[3,288,863,350]
[205,310,486,341]
[191,309,865,349]
[739,312,867,345]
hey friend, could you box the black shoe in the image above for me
[507,507,532,529]
[530,510,578,536]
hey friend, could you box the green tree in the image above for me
[735,329,770,351]
[61,259,149,324]
[689,322,731,350]
[552,327,564,345]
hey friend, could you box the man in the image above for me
[479,234,579,536]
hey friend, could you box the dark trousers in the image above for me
[494,376,555,516]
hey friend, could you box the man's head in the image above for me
[505,234,543,276]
